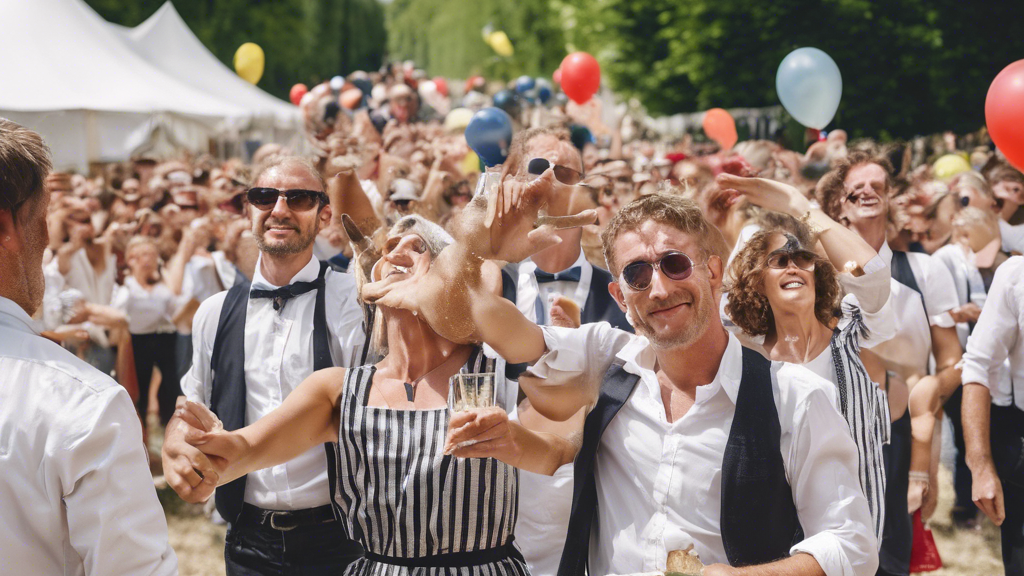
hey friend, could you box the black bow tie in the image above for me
[535,266,582,284]
[250,277,325,311]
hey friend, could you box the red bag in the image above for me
[909,510,943,572]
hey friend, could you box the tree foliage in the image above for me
[87,0,387,100]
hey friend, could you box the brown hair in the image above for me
[250,154,327,194]
[725,227,841,337]
[0,118,52,222]
[500,125,577,181]
[601,194,728,276]
[816,149,895,221]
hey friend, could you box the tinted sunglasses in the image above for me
[527,157,583,186]
[246,187,327,211]
[621,251,697,291]
[766,249,817,271]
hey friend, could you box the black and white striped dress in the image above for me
[335,351,530,576]
[806,307,890,540]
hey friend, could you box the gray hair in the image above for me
[387,215,453,258]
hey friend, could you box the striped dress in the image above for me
[805,306,890,540]
[335,351,530,576]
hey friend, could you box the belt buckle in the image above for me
[268,511,297,531]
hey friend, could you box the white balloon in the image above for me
[419,80,438,97]
[329,75,345,92]
[776,47,842,130]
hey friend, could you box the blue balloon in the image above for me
[465,107,514,167]
[776,47,842,130]
[516,75,536,93]
[492,89,520,114]
[537,85,552,104]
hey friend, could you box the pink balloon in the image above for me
[433,77,449,97]
[289,83,308,106]
[552,67,562,85]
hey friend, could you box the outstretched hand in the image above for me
[715,173,811,218]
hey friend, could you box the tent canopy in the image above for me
[114,2,300,129]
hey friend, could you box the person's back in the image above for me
[0,118,177,575]
[0,301,177,575]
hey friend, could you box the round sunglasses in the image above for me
[527,157,583,186]
[621,251,698,291]
[246,187,328,212]
[765,249,817,271]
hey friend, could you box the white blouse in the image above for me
[112,276,184,335]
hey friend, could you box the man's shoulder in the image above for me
[194,289,230,321]
[325,267,359,296]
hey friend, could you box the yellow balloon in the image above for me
[486,31,514,58]
[444,108,475,133]
[234,42,265,85]
[461,150,481,174]
[933,154,971,180]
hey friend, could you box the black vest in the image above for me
[209,262,344,523]
[556,346,803,576]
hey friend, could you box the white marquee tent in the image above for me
[111,2,300,136]
[0,0,297,172]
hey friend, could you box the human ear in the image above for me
[608,281,628,313]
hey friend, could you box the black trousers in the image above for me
[993,404,1024,576]
[130,332,181,426]
[877,413,912,576]
[225,516,363,576]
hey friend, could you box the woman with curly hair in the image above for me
[717,173,896,542]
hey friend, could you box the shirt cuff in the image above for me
[960,357,992,389]
[522,326,587,384]
[837,255,890,314]
[790,531,856,576]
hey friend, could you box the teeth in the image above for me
[394,265,410,274]
[783,281,803,289]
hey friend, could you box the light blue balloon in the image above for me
[465,107,514,167]
[776,47,842,130]
[516,75,536,93]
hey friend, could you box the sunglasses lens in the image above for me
[793,252,816,271]
[767,253,789,269]
[528,157,551,176]
[247,188,278,209]
[553,166,582,186]
[622,261,653,290]
[660,253,694,280]
[285,191,320,211]
[960,195,971,207]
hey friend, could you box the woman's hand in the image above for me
[444,406,522,464]
[178,400,249,483]
[715,173,811,218]
[908,478,929,515]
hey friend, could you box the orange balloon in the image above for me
[703,108,738,150]
[340,89,363,110]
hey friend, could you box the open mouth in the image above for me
[781,280,805,290]
[847,193,879,208]
[387,265,411,278]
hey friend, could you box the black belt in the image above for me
[364,541,524,568]
[237,503,338,531]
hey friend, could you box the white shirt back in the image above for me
[0,297,177,575]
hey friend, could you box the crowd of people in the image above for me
[2,60,1023,576]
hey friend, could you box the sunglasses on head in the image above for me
[766,249,817,271]
[527,157,583,186]
[246,187,327,212]
[621,251,697,291]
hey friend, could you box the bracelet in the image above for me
[908,471,931,485]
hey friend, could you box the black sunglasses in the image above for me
[527,157,583,186]
[246,187,328,212]
[621,251,697,291]
[765,249,817,271]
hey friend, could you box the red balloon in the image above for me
[553,67,562,85]
[986,59,1024,171]
[340,89,363,110]
[433,77,449,97]
[702,108,738,150]
[289,83,308,106]
[559,52,600,104]
[464,75,485,94]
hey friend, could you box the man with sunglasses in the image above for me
[818,150,961,576]
[164,155,367,575]
[373,192,877,576]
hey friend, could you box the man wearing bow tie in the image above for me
[163,156,367,575]
[500,126,631,333]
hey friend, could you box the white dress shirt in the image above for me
[0,296,177,575]
[59,247,117,306]
[113,277,184,334]
[526,324,878,576]
[999,219,1024,255]
[867,242,959,379]
[181,255,366,510]
[931,243,992,346]
[516,250,593,325]
[960,256,1024,410]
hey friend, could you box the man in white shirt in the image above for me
[162,155,367,575]
[960,255,1024,576]
[0,119,177,575]
[817,150,962,576]
[376,193,879,576]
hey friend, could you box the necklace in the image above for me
[401,349,466,402]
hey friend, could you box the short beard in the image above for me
[255,221,318,256]
[632,282,713,349]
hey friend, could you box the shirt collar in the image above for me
[523,247,590,276]
[878,240,893,266]
[0,296,42,336]
[250,254,320,291]
[614,329,744,406]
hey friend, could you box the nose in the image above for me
[269,194,291,219]
[647,267,672,300]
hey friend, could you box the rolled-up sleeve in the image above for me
[523,322,635,405]
[961,258,1022,389]
[788,386,879,576]
[839,255,895,346]
[58,386,178,575]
